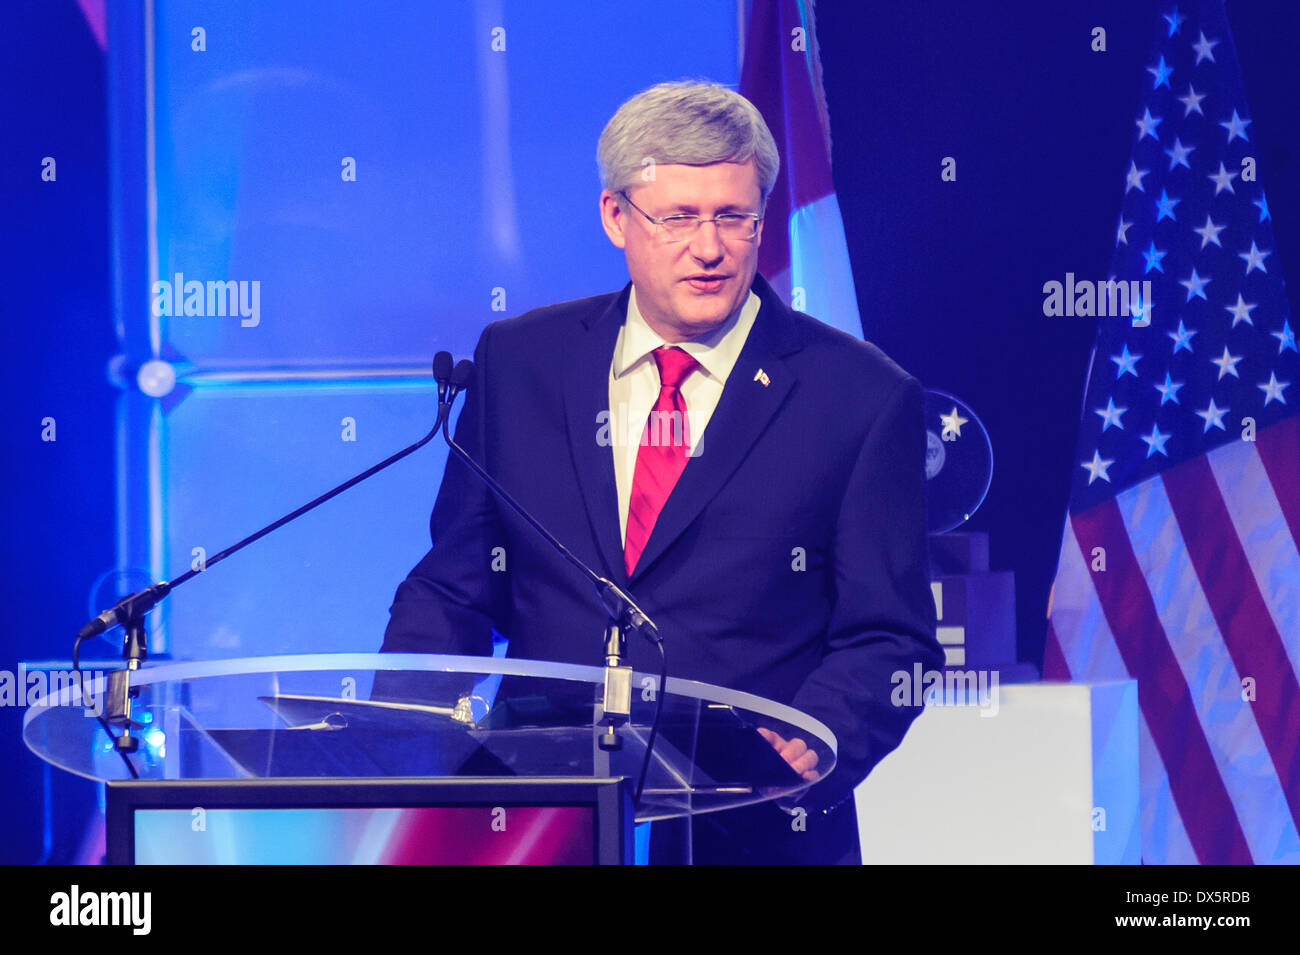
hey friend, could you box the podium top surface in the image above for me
[23,652,837,821]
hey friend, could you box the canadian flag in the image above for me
[741,0,864,337]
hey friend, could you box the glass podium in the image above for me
[24,653,838,864]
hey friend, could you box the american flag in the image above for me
[1044,1,1300,864]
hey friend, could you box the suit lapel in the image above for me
[628,276,803,584]
[563,286,632,583]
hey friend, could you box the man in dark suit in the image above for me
[381,81,943,863]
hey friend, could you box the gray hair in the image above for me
[597,81,780,200]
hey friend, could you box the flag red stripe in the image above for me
[1255,414,1300,555]
[1072,500,1252,864]
[1041,618,1072,680]
[1161,455,1300,832]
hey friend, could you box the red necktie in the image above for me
[624,346,698,576]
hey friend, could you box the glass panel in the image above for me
[25,653,837,822]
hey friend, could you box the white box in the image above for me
[854,680,1139,863]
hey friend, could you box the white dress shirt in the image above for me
[609,285,761,545]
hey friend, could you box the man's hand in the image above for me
[756,726,821,782]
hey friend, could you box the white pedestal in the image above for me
[854,680,1139,863]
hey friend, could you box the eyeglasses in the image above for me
[619,190,762,241]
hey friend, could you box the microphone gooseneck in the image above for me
[75,352,459,764]
[435,356,668,806]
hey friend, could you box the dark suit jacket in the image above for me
[381,273,943,834]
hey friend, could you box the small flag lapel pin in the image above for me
[753,369,771,387]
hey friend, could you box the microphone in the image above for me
[449,359,473,398]
[77,582,172,642]
[433,351,454,406]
